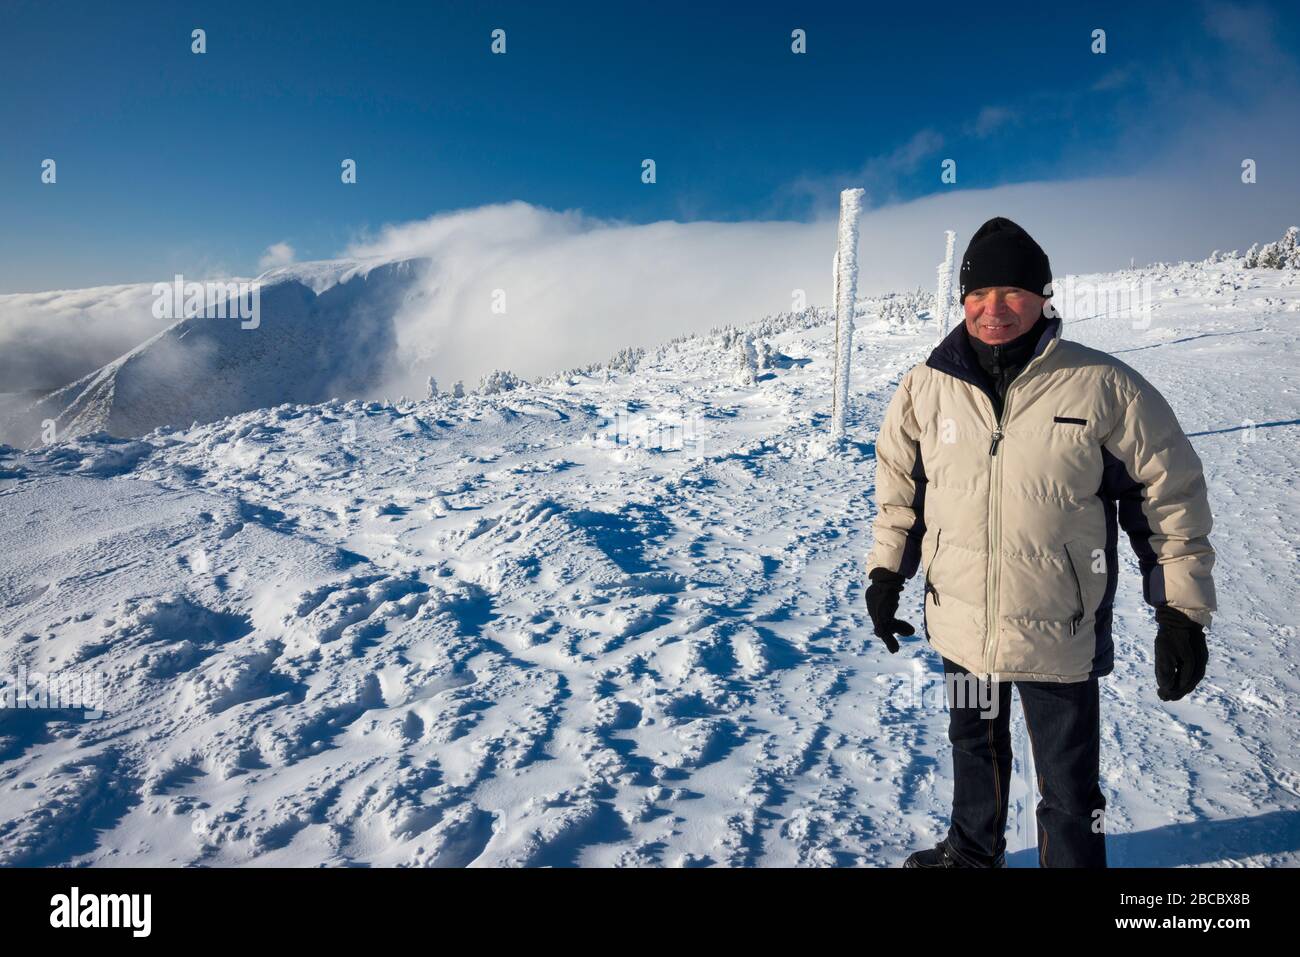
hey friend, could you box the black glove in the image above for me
[865,567,915,653]
[1154,604,1208,701]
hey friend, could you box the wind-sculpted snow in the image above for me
[0,260,1297,866]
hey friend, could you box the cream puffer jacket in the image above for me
[865,313,1216,682]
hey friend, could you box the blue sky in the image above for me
[1,0,1298,292]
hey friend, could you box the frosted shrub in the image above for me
[606,346,645,374]
[478,370,523,395]
[880,290,926,333]
[746,306,834,338]
[535,344,646,385]
[1256,227,1300,269]
[1240,228,1300,269]
[733,332,758,386]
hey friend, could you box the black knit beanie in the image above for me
[958,217,1054,302]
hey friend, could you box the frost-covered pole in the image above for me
[831,187,865,441]
[935,229,956,338]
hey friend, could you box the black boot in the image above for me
[903,838,1006,868]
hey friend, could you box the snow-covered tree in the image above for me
[452,380,465,398]
[878,290,926,333]
[607,346,645,374]
[426,376,439,398]
[1255,226,1300,269]
[733,332,758,386]
[478,369,524,395]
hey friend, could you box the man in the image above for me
[863,217,1216,868]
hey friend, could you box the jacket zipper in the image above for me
[984,399,1007,673]
[983,338,1058,675]
[924,529,943,607]
[1063,545,1084,635]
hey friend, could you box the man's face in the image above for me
[963,286,1046,345]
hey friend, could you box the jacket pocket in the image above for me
[1063,542,1086,634]
[924,528,943,608]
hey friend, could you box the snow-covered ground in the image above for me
[0,259,1297,867]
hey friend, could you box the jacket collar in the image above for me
[968,313,1049,375]
[925,311,1062,400]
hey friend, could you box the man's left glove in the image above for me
[1154,604,1208,701]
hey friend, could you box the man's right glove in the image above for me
[1154,603,1208,701]
[865,567,915,653]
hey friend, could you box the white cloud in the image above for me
[344,201,834,398]
[0,282,172,395]
[968,106,1017,139]
[258,242,296,271]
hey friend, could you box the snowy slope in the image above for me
[0,259,1297,867]
[0,258,426,447]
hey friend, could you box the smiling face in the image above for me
[963,286,1046,345]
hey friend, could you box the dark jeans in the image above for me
[941,655,1107,868]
